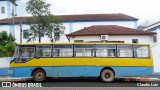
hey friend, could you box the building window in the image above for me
[54,28,60,37]
[132,39,138,43]
[23,30,29,39]
[153,35,157,43]
[1,7,5,14]
[41,33,44,37]
[40,32,44,37]
[39,24,44,37]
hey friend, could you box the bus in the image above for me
[9,43,153,82]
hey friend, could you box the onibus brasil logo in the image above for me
[2,82,42,87]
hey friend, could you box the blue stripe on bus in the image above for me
[0,67,9,76]
[9,66,153,77]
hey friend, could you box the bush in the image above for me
[0,31,16,57]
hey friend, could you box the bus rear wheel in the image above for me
[100,69,115,82]
[33,69,46,82]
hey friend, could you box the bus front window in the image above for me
[15,47,35,63]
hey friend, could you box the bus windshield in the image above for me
[14,46,35,62]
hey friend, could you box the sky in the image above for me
[16,0,160,26]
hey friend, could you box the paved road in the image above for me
[1,78,160,90]
[4,77,159,87]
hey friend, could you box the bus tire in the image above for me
[100,69,115,82]
[33,69,46,82]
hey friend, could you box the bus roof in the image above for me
[16,42,150,46]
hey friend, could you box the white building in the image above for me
[144,21,160,72]
[0,13,139,43]
[67,25,155,44]
[0,0,140,43]
[0,0,17,20]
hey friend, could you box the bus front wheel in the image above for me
[100,69,115,82]
[33,69,46,82]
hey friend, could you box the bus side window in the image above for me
[74,44,94,57]
[133,45,149,58]
[95,44,116,57]
[117,45,133,57]
[36,45,52,57]
[53,44,73,57]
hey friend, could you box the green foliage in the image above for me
[26,0,65,43]
[26,0,50,16]
[0,31,16,57]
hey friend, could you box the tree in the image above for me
[26,0,65,43]
[0,31,16,57]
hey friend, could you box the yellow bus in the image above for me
[9,43,153,82]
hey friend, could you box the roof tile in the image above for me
[0,13,138,24]
[66,25,155,36]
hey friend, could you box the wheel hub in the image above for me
[36,72,43,79]
[105,73,111,79]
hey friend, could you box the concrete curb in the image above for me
[118,77,160,81]
[0,77,32,82]
[0,77,160,82]
[148,78,160,81]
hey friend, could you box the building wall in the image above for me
[3,20,136,43]
[152,43,160,72]
[149,29,160,72]
[0,1,7,20]
[70,20,136,33]
[110,35,153,44]
[0,25,9,32]
[12,23,69,43]
[69,35,154,44]
[10,23,153,44]
[0,1,14,20]
[144,22,160,72]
